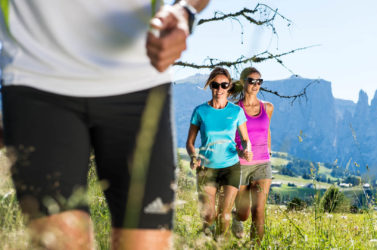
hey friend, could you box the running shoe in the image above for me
[203,223,216,238]
[231,211,244,239]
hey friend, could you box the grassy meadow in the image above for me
[1,148,377,249]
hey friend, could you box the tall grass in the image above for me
[0,151,30,249]
[1,149,377,249]
[0,153,112,250]
[173,151,377,249]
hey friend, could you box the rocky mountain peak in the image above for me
[354,90,369,119]
[370,90,377,113]
[357,90,369,106]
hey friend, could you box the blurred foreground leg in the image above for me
[111,229,171,250]
[217,185,238,236]
[29,210,94,250]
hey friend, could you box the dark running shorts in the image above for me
[196,162,241,189]
[1,83,176,229]
[240,161,272,185]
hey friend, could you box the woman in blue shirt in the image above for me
[186,67,252,238]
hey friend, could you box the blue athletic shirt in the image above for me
[190,102,247,169]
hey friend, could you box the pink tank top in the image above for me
[235,100,270,165]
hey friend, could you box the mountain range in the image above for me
[173,74,376,174]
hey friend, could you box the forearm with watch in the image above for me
[190,154,199,166]
[174,0,210,33]
[186,144,199,165]
[236,140,249,159]
[236,147,243,158]
[241,139,251,152]
[189,153,200,169]
[174,0,210,13]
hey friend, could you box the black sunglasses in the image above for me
[210,81,230,89]
[245,77,263,85]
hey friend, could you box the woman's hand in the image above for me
[242,150,253,162]
[190,156,201,170]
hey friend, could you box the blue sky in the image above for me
[172,0,377,103]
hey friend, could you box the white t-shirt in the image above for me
[0,0,171,97]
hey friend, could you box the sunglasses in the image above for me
[245,77,263,85]
[210,81,230,89]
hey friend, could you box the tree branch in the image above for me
[197,4,292,27]
[177,3,316,102]
[260,80,318,104]
[173,45,317,69]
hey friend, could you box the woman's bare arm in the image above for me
[266,102,274,154]
[186,124,201,169]
[238,122,253,162]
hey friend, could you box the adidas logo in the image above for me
[144,197,171,214]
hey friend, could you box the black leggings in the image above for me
[1,84,176,229]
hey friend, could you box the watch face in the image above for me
[179,1,196,33]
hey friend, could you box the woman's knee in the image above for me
[236,209,250,221]
[28,210,94,249]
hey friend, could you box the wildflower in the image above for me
[326,214,333,218]
[195,235,207,247]
[370,239,377,243]
[282,219,287,222]
[181,215,191,223]
[174,199,187,208]
[2,190,14,199]
[341,215,347,219]
[224,213,231,221]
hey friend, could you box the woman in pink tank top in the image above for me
[231,67,274,244]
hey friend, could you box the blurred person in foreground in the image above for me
[0,0,209,249]
[186,67,252,240]
[231,67,274,245]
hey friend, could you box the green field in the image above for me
[174,150,377,249]
[1,149,377,249]
[270,154,289,167]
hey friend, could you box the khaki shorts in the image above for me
[196,162,241,189]
[240,162,272,185]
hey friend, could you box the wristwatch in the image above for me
[176,0,197,34]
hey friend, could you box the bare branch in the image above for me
[198,8,270,26]
[197,4,291,27]
[173,45,318,69]
[260,80,318,104]
[230,79,319,104]
[177,3,317,101]
[256,3,292,23]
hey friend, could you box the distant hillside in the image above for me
[173,75,377,173]
[172,78,211,148]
